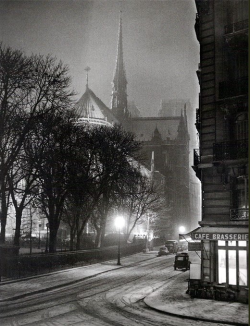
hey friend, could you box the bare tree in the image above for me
[88,125,142,247]
[0,45,32,243]
[61,126,100,250]
[120,174,166,242]
[7,145,39,247]
[0,44,74,243]
[29,110,78,252]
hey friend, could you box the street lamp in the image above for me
[38,223,41,249]
[45,223,49,253]
[179,226,186,234]
[115,216,125,265]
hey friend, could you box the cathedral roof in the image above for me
[125,117,184,142]
[74,87,119,126]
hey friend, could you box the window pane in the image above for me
[228,241,236,246]
[239,250,247,286]
[228,250,237,285]
[218,249,226,283]
[218,240,225,246]
[239,241,246,246]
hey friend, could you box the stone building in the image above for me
[191,0,248,302]
[109,12,200,239]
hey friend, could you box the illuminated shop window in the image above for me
[239,250,247,286]
[218,241,248,286]
[218,249,226,283]
[228,250,237,285]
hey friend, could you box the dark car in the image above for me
[174,253,190,270]
[157,246,169,256]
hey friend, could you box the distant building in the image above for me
[74,11,201,240]
[110,13,129,123]
[159,99,191,118]
[127,101,141,118]
[191,0,248,302]
[74,71,119,127]
[109,13,201,239]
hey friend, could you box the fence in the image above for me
[0,242,148,280]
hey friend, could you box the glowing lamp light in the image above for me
[179,226,186,234]
[115,216,125,230]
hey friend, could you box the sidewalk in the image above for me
[0,251,248,325]
[144,271,248,326]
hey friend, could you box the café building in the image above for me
[186,226,248,302]
[190,0,249,303]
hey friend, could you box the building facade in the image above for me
[72,11,201,241]
[109,13,200,238]
[191,0,248,301]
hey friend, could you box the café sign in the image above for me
[191,233,248,241]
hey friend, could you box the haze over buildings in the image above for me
[0,0,199,120]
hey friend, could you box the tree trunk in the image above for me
[100,225,106,248]
[76,233,81,250]
[95,228,102,248]
[49,227,58,253]
[70,228,75,251]
[0,182,8,244]
[13,208,23,247]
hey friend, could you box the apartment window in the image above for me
[217,240,248,286]
[235,113,248,140]
[236,177,249,210]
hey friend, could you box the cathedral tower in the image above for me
[111,12,129,122]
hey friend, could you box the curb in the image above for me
[143,299,249,326]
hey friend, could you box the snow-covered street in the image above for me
[0,251,248,325]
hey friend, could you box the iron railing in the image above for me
[225,20,248,34]
[213,139,248,161]
[230,208,249,221]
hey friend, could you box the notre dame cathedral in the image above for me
[74,14,201,239]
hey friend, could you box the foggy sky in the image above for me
[0,0,199,119]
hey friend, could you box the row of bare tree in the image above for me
[0,44,167,252]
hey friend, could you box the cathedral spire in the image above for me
[111,11,128,122]
[84,66,91,89]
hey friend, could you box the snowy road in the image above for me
[0,256,230,326]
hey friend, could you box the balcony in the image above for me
[224,20,248,50]
[219,77,248,99]
[225,20,248,34]
[213,139,248,161]
[192,149,201,180]
[230,208,249,221]
[193,149,200,166]
[195,108,201,132]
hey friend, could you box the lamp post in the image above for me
[38,223,41,249]
[45,223,49,253]
[115,216,125,265]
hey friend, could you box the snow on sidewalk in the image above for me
[144,272,249,325]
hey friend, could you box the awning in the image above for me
[181,226,248,241]
[179,227,200,240]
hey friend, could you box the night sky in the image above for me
[0,0,199,123]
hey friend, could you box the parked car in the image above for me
[174,253,190,270]
[157,246,169,256]
[165,240,178,253]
